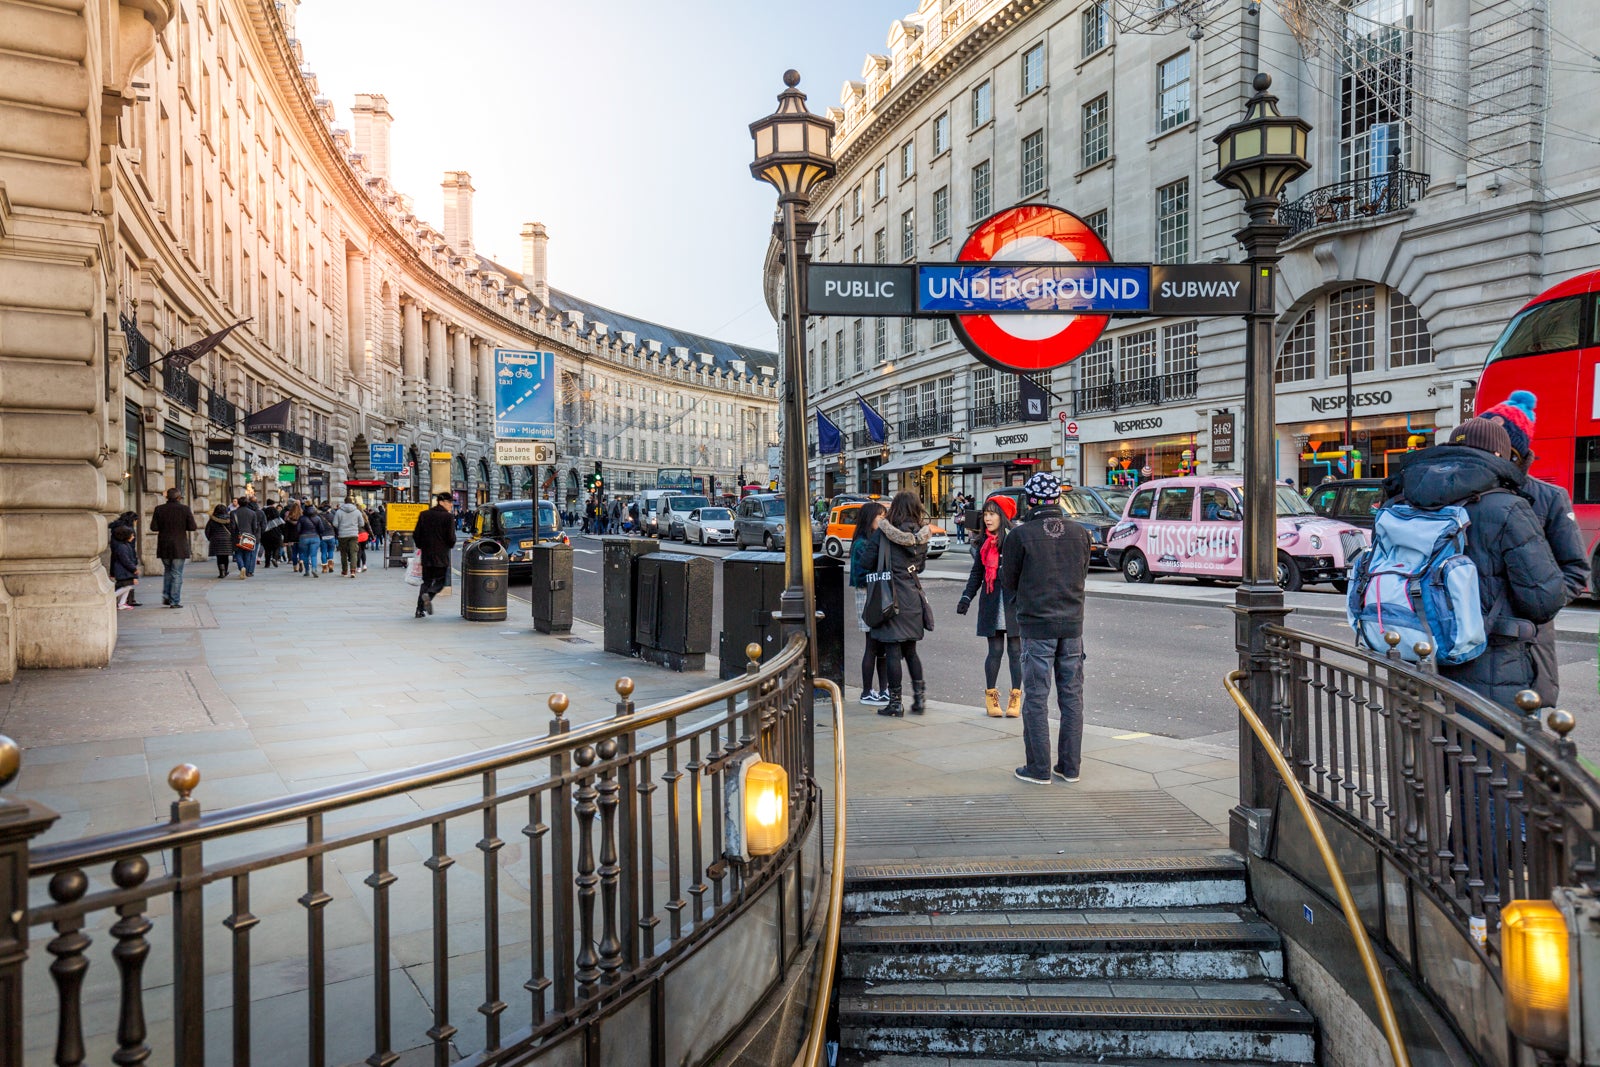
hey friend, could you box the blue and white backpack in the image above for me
[1346,503,1488,665]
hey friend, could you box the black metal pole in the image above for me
[1345,366,1354,459]
[777,201,819,676]
[1230,208,1291,855]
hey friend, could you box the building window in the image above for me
[932,186,950,242]
[971,160,992,220]
[900,139,915,179]
[1388,292,1434,368]
[1021,42,1045,95]
[874,162,887,200]
[1155,179,1189,263]
[875,320,887,364]
[1328,285,1377,375]
[853,245,863,263]
[1276,309,1317,383]
[819,338,829,387]
[901,317,914,355]
[1118,329,1157,382]
[1084,208,1109,246]
[973,366,996,412]
[1080,339,1112,390]
[1162,321,1199,376]
[932,111,950,155]
[1082,1,1109,57]
[1020,130,1046,197]
[900,208,915,259]
[1339,0,1413,182]
[852,185,863,219]
[1081,96,1109,168]
[933,318,950,344]
[971,79,992,128]
[835,329,846,382]
[853,319,865,373]
[833,204,844,239]
[874,228,887,263]
[1157,52,1191,132]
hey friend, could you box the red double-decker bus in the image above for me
[1475,269,1600,583]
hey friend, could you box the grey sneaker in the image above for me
[1013,768,1051,786]
[1053,766,1080,783]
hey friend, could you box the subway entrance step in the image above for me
[836,852,1316,1065]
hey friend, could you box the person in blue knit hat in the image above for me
[1481,389,1591,705]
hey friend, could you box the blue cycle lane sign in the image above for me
[493,349,557,440]
[368,442,404,472]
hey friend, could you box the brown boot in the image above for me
[1006,689,1022,717]
[984,689,1002,718]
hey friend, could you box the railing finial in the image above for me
[1382,630,1401,650]
[167,764,200,801]
[548,692,569,720]
[1411,641,1433,663]
[1515,689,1543,715]
[1548,708,1575,739]
[0,734,18,790]
[615,677,634,699]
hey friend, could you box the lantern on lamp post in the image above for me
[750,70,835,671]
[1211,72,1311,846]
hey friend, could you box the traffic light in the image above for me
[589,460,603,494]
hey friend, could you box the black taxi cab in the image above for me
[473,499,568,576]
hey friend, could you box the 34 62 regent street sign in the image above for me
[804,205,1253,373]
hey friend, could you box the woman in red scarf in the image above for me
[957,496,1021,717]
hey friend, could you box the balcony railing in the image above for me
[898,410,953,440]
[850,429,887,449]
[1073,369,1198,415]
[1277,170,1430,238]
[969,398,1023,430]
[162,364,199,410]
[120,315,151,381]
[206,388,237,427]
[279,430,306,454]
[309,439,335,462]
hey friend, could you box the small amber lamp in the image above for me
[743,760,790,857]
[1502,899,1571,1054]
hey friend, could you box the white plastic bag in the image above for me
[404,550,423,586]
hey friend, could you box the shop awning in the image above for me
[875,446,951,474]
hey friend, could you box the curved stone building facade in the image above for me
[784,0,1598,508]
[0,0,776,678]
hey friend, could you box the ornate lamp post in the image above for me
[750,70,835,667]
[1211,73,1311,849]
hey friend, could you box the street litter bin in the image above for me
[719,550,785,679]
[529,542,573,634]
[460,539,509,621]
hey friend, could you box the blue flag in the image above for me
[817,409,843,455]
[856,393,888,443]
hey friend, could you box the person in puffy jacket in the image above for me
[1385,418,1566,710]
[958,496,1021,718]
[848,501,889,707]
[295,502,322,577]
[204,505,237,579]
[331,497,368,577]
[110,524,141,609]
[867,491,932,718]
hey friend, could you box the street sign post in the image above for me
[493,349,557,440]
[369,442,404,472]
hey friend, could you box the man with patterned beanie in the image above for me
[1000,471,1092,786]
[1480,390,1591,705]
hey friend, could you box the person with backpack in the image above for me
[958,496,1022,718]
[1368,418,1566,711]
[848,501,889,707]
[204,505,237,579]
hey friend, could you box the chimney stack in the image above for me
[440,171,474,255]
[520,222,549,305]
[349,93,392,181]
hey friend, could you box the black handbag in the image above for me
[861,536,899,628]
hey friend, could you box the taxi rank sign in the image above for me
[804,205,1252,373]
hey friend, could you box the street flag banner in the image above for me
[166,320,249,372]
[816,409,843,455]
[856,393,888,443]
[243,398,293,434]
[1017,374,1051,422]
[493,349,557,440]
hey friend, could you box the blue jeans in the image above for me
[234,547,256,575]
[161,557,186,605]
[1020,636,1086,779]
[298,536,321,575]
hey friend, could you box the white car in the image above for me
[684,507,737,546]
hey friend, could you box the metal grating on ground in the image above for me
[832,791,1218,847]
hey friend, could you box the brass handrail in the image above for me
[1225,669,1411,1067]
[792,677,846,1067]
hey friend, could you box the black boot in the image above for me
[879,688,904,717]
[911,680,927,715]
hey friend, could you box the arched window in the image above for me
[1275,284,1433,384]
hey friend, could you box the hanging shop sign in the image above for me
[968,423,1057,456]
[1211,413,1236,465]
[205,437,235,465]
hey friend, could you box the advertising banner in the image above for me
[493,349,557,440]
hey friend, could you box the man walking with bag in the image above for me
[412,492,456,617]
[1000,472,1092,786]
[150,487,197,608]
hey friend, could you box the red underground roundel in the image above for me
[949,204,1112,374]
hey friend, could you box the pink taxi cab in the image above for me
[1105,476,1370,591]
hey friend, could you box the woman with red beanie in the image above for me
[957,496,1022,718]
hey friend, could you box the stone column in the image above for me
[453,328,473,433]
[427,315,448,425]
[401,299,424,418]
[345,252,367,377]
[477,340,495,438]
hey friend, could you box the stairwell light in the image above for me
[1502,899,1571,1054]
[726,754,790,860]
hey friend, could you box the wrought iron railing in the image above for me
[1276,170,1430,238]
[850,429,886,449]
[308,439,335,462]
[119,315,151,381]
[897,411,952,439]
[279,429,306,454]
[969,398,1022,430]
[162,364,199,410]
[206,388,237,426]
[1073,369,1198,415]
[1,638,819,1066]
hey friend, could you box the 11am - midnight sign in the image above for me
[493,349,557,440]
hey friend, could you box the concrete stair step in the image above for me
[841,977,1296,1004]
[838,990,1316,1063]
[840,918,1284,983]
[844,853,1245,916]
[838,1052,1306,1066]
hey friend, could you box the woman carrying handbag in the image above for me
[848,501,890,706]
[957,496,1022,718]
[864,490,933,718]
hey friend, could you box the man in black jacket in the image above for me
[149,487,197,608]
[411,492,457,618]
[1000,472,1092,786]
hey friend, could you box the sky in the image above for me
[294,0,912,353]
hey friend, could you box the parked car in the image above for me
[683,506,737,545]
[660,494,710,540]
[734,494,787,550]
[631,488,682,537]
[1080,484,1133,519]
[1105,477,1369,591]
[1305,478,1386,530]
[472,499,568,577]
[973,485,1118,568]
